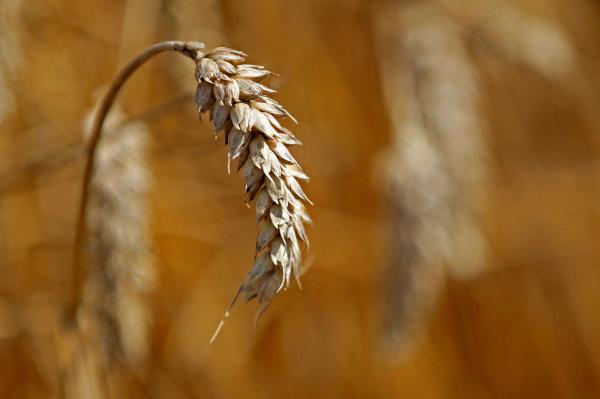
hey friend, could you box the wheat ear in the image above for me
[194,47,311,312]
[82,105,154,365]
[376,4,487,352]
[68,41,310,328]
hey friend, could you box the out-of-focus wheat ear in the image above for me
[79,104,155,368]
[374,3,488,356]
[0,0,24,122]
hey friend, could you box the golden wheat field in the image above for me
[1,0,600,397]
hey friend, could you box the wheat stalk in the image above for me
[68,41,311,337]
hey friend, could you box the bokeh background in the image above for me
[1,0,600,397]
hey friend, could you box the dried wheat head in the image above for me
[192,47,311,315]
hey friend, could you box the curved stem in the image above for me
[66,40,201,321]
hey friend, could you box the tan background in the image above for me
[1,0,599,397]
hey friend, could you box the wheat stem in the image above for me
[67,40,203,321]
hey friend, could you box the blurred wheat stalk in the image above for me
[375,0,577,355]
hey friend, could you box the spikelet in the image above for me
[80,104,155,366]
[376,3,487,353]
[192,47,311,314]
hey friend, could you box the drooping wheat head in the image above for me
[192,47,312,315]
